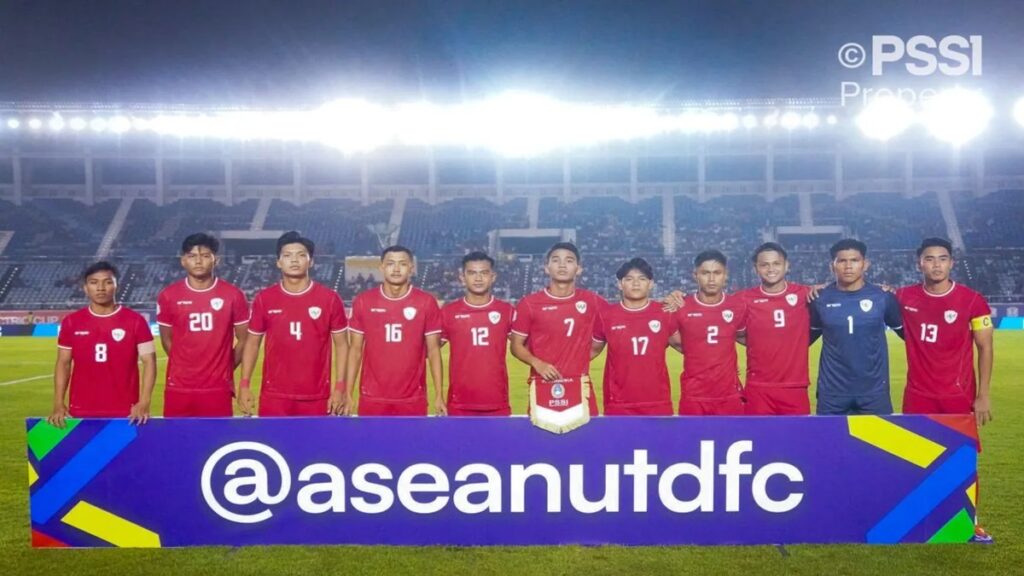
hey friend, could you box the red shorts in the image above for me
[678,395,745,416]
[604,402,674,416]
[164,389,234,418]
[903,388,974,415]
[358,398,427,417]
[744,387,810,416]
[258,395,329,417]
[447,405,512,417]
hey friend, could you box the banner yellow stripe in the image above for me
[61,501,161,548]
[28,462,38,487]
[966,482,978,508]
[848,416,945,468]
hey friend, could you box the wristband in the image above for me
[334,381,348,393]
[239,378,251,390]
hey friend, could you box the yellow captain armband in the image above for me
[970,315,993,331]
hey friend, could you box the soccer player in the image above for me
[345,245,445,416]
[738,242,812,415]
[674,250,747,416]
[157,233,249,417]
[238,231,348,417]
[591,257,678,416]
[440,251,514,416]
[48,262,156,427]
[810,238,904,415]
[511,242,604,416]
[896,238,993,422]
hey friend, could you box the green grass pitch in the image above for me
[1,334,1021,575]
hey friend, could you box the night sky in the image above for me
[0,0,1021,105]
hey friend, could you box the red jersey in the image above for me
[675,294,747,401]
[247,281,348,400]
[738,283,811,388]
[896,282,992,399]
[157,277,249,393]
[57,306,154,417]
[511,288,606,380]
[441,297,514,412]
[349,285,442,408]
[593,301,676,415]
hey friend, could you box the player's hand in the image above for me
[433,396,448,417]
[129,401,151,425]
[47,404,69,428]
[879,283,896,294]
[339,393,355,416]
[661,290,685,313]
[531,359,562,382]
[974,395,993,426]
[238,388,256,417]
[807,284,827,302]
[328,389,346,416]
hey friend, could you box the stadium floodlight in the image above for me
[855,96,914,141]
[28,118,42,130]
[1015,97,1024,128]
[780,111,801,130]
[719,112,740,132]
[90,117,108,132]
[826,114,838,125]
[315,99,393,153]
[6,118,19,129]
[801,113,820,129]
[69,117,87,131]
[132,117,151,131]
[48,115,65,132]
[109,116,132,134]
[741,114,758,129]
[763,112,779,128]
[920,88,992,146]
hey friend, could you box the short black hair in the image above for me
[462,251,495,269]
[181,232,219,255]
[381,245,415,261]
[751,242,788,263]
[276,231,315,258]
[917,237,954,258]
[546,241,580,262]
[82,261,118,283]
[830,238,867,259]
[616,257,654,281]
[694,249,727,268]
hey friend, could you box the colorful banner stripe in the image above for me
[62,501,161,548]
[27,419,81,460]
[848,416,945,468]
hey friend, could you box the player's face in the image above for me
[754,250,789,286]
[277,243,312,279]
[180,246,217,279]
[693,260,727,296]
[460,260,496,297]
[832,249,868,284]
[619,270,653,302]
[918,246,953,283]
[83,271,116,306]
[545,249,581,284]
[381,251,415,287]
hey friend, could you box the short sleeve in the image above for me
[330,292,349,333]
[232,288,250,326]
[156,288,173,326]
[440,306,451,342]
[135,312,155,344]
[810,300,822,331]
[884,292,903,330]
[511,299,531,337]
[57,315,73,349]
[592,309,606,343]
[423,296,442,336]
[969,293,993,331]
[248,292,267,335]
[348,295,365,335]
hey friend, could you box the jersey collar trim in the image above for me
[380,284,413,301]
[758,282,788,296]
[922,281,956,298]
[279,281,314,296]
[185,277,219,293]
[620,300,651,312]
[88,305,122,318]
[543,288,577,300]
[693,294,726,308]
[463,296,495,308]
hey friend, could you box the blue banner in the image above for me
[26,415,979,548]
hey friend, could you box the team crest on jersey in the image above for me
[860,299,873,313]
[722,310,734,323]
[111,328,125,342]
[488,311,501,325]
[649,320,662,333]
[403,306,417,320]
[210,297,224,311]
[308,306,322,320]
[575,301,587,314]
[551,382,566,399]
[945,310,958,324]
[786,293,799,306]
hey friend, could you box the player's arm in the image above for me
[809,303,822,345]
[48,347,73,428]
[130,343,157,425]
[426,333,446,416]
[590,339,606,360]
[972,317,994,426]
[510,333,561,381]
[736,332,747,346]
[343,331,365,415]
[884,293,905,340]
[668,330,683,353]
[158,325,172,356]
[232,324,248,369]
[238,332,263,416]
[328,331,350,415]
